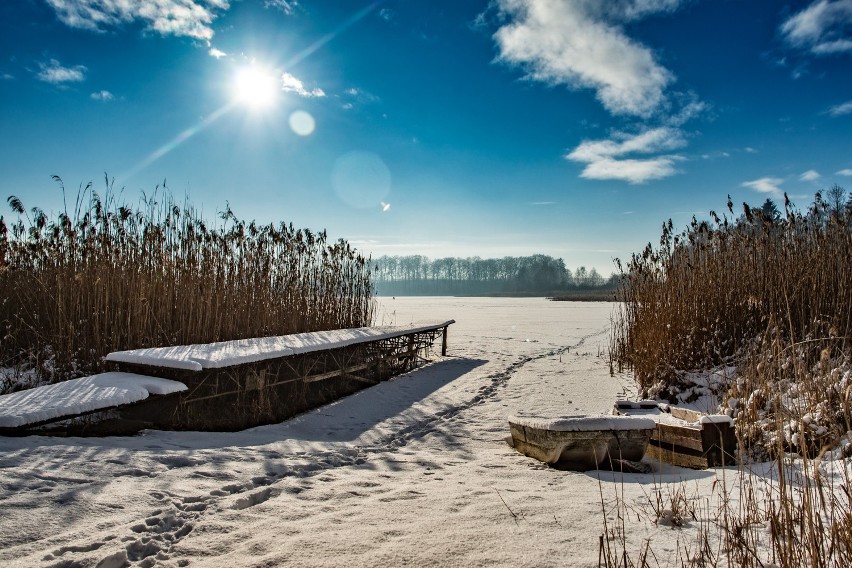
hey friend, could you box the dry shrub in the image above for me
[0,176,374,391]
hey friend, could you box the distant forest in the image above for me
[371,254,616,296]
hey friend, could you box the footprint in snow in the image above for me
[231,487,277,510]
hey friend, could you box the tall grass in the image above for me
[599,454,852,568]
[0,176,374,392]
[606,188,852,566]
[611,192,851,410]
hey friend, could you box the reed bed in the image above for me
[604,187,852,567]
[0,177,374,393]
[610,190,852,443]
[599,437,852,568]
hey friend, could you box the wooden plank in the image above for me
[442,326,448,357]
[669,407,705,423]
[303,362,371,383]
[646,441,710,469]
[340,373,379,385]
[652,423,705,452]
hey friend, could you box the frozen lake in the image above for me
[0,298,699,567]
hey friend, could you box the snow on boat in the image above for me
[507,413,656,471]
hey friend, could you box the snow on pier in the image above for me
[106,321,456,371]
[0,373,187,429]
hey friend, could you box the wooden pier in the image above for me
[0,321,454,435]
[108,321,455,431]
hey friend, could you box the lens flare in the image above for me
[331,151,391,209]
[289,110,315,136]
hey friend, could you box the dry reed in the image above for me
[604,187,852,566]
[610,190,851,452]
[0,176,374,392]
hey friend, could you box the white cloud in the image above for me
[265,0,298,14]
[1,73,13,80]
[828,100,852,116]
[36,59,86,84]
[800,169,821,181]
[742,177,785,196]
[780,0,852,55]
[568,126,685,162]
[344,86,380,105]
[812,38,852,52]
[566,126,687,184]
[90,90,114,101]
[209,47,227,59]
[492,0,684,117]
[281,72,325,98]
[45,0,230,41]
[577,156,682,183]
[838,168,852,176]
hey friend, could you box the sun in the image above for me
[233,65,278,109]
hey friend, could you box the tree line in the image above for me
[372,254,615,296]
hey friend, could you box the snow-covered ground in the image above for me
[0,298,834,567]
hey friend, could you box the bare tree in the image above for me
[826,184,847,216]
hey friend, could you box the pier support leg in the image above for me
[441,326,448,356]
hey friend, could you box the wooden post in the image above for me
[441,326,448,356]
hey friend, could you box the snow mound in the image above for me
[508,413,656,432]
[106,321,454,370]
[0,372,187,428]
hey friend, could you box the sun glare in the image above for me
[233,66,278,109]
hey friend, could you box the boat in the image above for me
[613,401,737,468]
[507,413,656,471]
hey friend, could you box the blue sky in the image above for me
[1,0,851,274]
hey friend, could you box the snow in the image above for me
[0,298,846,567]
[616,402,733,428]
[106,320,455,370]
[509,413,655,432]
[0,372,187,428]
[698,414,734,425]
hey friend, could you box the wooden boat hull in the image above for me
[508,419,654,470]
[613,403,738,469]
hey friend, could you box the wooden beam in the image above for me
[442,326,448,356]
[303,362,371,383]
[652,423,705,453]
[341,373,379,385]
